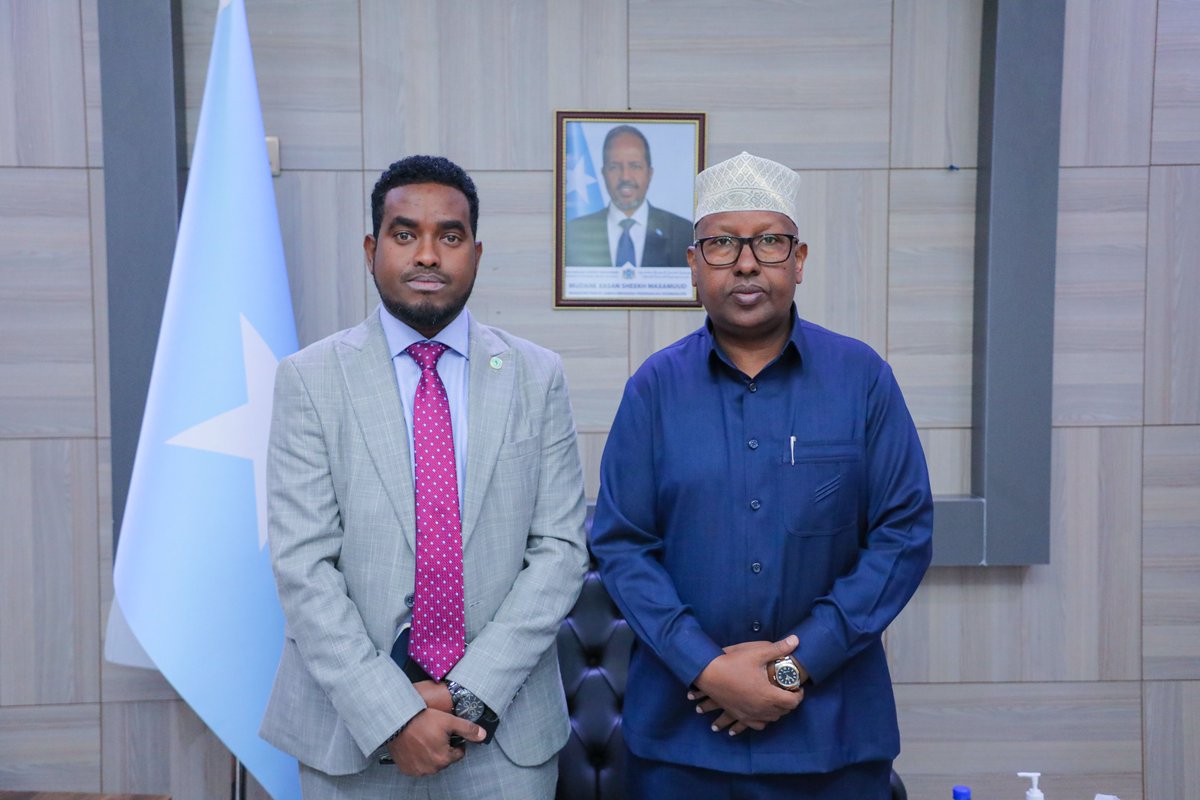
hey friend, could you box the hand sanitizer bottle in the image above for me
[1019,772,1044,800]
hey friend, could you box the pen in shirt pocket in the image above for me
[790,435,796,465]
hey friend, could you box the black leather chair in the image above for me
[555,512,907,800]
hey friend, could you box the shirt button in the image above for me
[750,499,761,510]
[748,439,759,449]
[404,593,415,608]
[751,562,762,574]
[751,621,762,632]
[748,382,758,393]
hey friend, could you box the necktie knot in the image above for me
[406,341,448,371]
[620,218,635,232]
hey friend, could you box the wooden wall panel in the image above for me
[0,439,100,706]
[793,170,888,355]
[0,0,87,167]
[466,172,627,432]
[1151,0,1200,164]
[89,170,109,439]
[889,427,1142,682]
[1059,0,1156,167]
[0,168,95,436]
[1144,681,1200,800]
[1053,167,1148,425]
[1143,425,1200,680]
[273,171,367,348]
[182,0,362,171]
[895,682,1144,800]
[80,0,102,168]
[0,705,100,793]
[1145,166,1200,425]
[361,0,552,171]
[891,0,982,169]
[887,169,976,427]
[917,427,971,496]
[629,0,893,168]
[577,431,606,503]
[100,701,231,800]
[546,0,628,112]
[629,310,706,375]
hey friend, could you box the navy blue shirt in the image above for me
[590,310,933,774]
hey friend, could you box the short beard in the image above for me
[374,271,474,335]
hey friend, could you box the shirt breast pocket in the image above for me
[781,442,862,537]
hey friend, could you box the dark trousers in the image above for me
[627,751,892,800]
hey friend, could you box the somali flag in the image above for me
[564,121,604,219]
[110,0,300,796]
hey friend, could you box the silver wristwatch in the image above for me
[446,681,485,723]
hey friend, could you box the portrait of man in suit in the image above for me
[260,155,589,799]
[563,124,695,268]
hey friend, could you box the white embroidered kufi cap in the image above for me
[693,151,801,228]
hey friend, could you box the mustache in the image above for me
[731,283,765,293]
[617,180,639,191]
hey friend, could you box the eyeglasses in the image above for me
[693,234,799,267]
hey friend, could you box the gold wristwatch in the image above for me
[767,655,805,692]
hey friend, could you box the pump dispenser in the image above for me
[1018,772,1044,800]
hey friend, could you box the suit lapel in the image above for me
[642,205,667,265]
[336,309,418,551]
[461,317,513,549]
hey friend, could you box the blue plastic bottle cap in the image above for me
[952,787,972,800]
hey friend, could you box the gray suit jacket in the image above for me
[260,308,588,776]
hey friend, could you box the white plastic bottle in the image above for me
[1018,772,1044,800]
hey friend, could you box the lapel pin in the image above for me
[489,356,503,370]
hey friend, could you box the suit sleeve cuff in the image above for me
[789,617,848,686]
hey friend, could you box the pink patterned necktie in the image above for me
[405,341,466,681]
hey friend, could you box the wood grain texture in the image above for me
[886,169,976,427]
[889,427,1142,682]
[0,704,100,793]
[0,168,95,436]
[629,0,893,168]
[917,427,971,495]
[890,0,982,169]
[546,0,629,112]
[274,171,367,348]
[89,170,108,439]
[80,0,102,168]
[361,0,551,171]
[1145,166,1200,425]
[1143,426,1200,680]
[628,310,706,376]
[0,0,87,167]
[1053,167,1148,425]
[1151,0,1200,164]
[793,170,888,355]
[1144,680,1200,800]
[181,0,362,171]
[1059,0,1156,167]
[465,172,627,432]
[100,701,231,800]
[0,439,100,706]
[894,682,1144,800]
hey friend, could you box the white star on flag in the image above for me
[166,314,278,549]
[566,154,597,200]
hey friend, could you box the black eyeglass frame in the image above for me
[692,234,801,267]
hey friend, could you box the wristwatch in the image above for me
[447,681,500,744]
[767,655,805,692]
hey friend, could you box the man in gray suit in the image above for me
[261,155,589,798]
[564,125,694,267]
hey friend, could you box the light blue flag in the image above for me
[564,122,604,219]
[111,0,300,797]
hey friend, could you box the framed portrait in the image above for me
[554,110,706,308]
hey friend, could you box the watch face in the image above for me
[452,689,485,722]
[775,660,801,688]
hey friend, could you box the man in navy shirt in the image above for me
[590,152,933,799]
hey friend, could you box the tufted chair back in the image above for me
[555,510,907,800]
